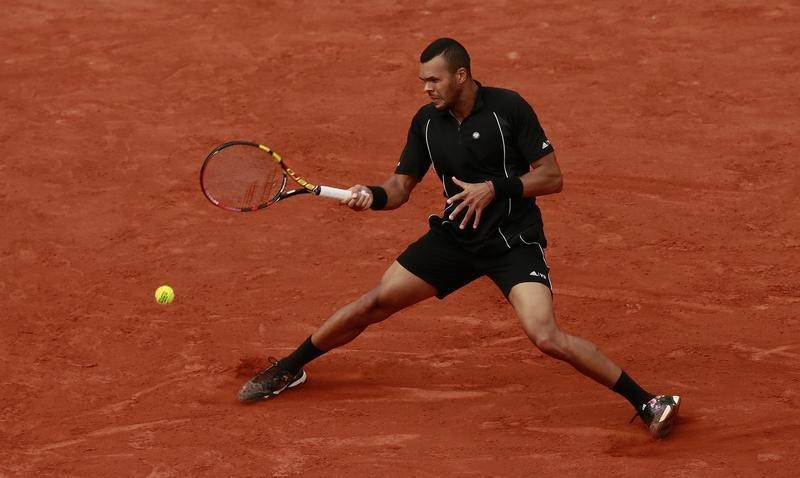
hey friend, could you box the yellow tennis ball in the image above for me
[155,285,174,304]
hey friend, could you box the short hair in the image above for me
[419,37,471,76]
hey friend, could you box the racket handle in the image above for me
[317,185,356,201]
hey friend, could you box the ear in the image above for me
[456,67,468,85]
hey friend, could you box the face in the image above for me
[419,54,466,110]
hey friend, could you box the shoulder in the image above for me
[481,85,540,124]
[481,86,527,106]
[412,103,439,121]
[407,103,440,131]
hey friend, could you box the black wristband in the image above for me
[367,185,388,210]
[491,177,523,199]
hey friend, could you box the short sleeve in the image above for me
[514,95,554,164]
[395,110,432,181]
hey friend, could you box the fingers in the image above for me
[447,176,490,229]
[446,177,466,205]
[448,200,466,221]
[343,185,372,210]
[471,208,482,229]
[447,199,479,229]
[457,203,483,229]
[458,206,475,230]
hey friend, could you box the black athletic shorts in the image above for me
[397,226,551,300]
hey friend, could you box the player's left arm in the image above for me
[520,151,563,197]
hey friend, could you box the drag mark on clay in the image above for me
[731,343,800,364]
[294,433,420,448]
[343,387,489,403]
[27,418,192,453]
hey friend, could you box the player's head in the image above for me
[420,37,471,76]
[418,38,472,110]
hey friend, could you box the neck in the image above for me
[450,80,478,123]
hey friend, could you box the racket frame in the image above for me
[200,140,352,212]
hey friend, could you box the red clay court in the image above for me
[1,1,798,476]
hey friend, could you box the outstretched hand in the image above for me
[446,177,496,229]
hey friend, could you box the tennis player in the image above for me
[239,38,681,439]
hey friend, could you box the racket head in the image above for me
[200,140,290,212]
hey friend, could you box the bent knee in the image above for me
[353,290,381,315]
[522,324,569,358]
[531,333,564,357]
[351,289,396,323]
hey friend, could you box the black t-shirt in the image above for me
[396,83,555,255]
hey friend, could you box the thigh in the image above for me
[396,229,481,299]
[508,282,558,337]
[375,260,439,312]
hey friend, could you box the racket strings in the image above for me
[202,145,284,210]
[261,166,283,204]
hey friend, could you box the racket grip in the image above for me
[317,185,356,201]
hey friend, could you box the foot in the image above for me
[238,357,307,403]
[632,395,681,438]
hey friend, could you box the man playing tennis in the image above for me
[239,38,681,438]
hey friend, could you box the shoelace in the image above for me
[253,357,294,386]
[252,357,279,380]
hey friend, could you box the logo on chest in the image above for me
[472,131,480,140]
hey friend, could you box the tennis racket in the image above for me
[200,140,354,212]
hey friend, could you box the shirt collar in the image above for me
[473,80,485,112]
[439,80,484,117]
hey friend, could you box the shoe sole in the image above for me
[238,370,307,403]
[650,395,681,438]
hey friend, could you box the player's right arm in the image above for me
[345,173,419,211]
[345,108,429,211]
